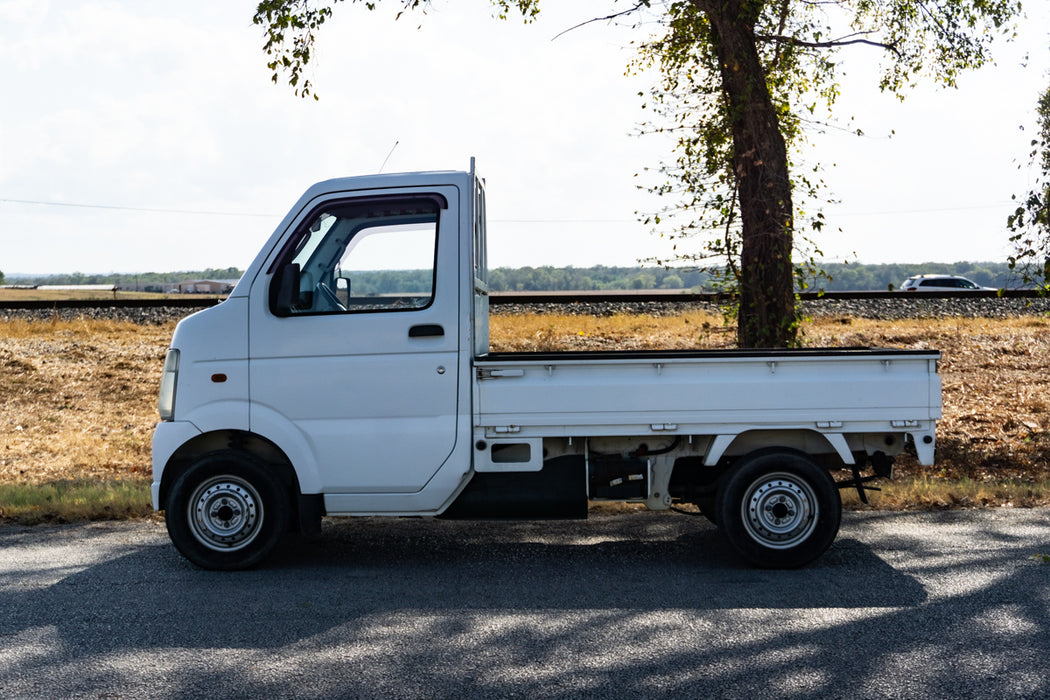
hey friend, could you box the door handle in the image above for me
[409,324,445,338]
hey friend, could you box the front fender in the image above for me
[248,403,323,493]
[151,400,254,508]
[151,420,203,509]
[179,399,250,435]
[151,398,320,509]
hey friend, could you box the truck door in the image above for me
[248,189,460,493]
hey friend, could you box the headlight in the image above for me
[158,349,180,421]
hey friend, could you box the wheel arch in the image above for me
[704,429,854,469]
[158,430,301,522]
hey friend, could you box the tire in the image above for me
[165,450,290,570]
[715,448,841,569]
[695,495,718,525]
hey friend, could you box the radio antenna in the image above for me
[379,140,399,173]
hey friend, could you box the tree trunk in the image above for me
[693,0,795,347]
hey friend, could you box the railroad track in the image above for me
[0,288,1043,311]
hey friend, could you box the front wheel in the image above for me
[716,449,841,568]
[165,451,289,570]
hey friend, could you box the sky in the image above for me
[0,0,1048,276]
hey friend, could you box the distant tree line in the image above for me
[349,262,1021,293]
[486,262,1020,292]
[349,269,434,296]
[488,266,712,292]
[4,262,1025,293]
[6,267,243,293]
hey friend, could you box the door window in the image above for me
[270,195,444,316]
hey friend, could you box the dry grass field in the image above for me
[1,310,1048,521]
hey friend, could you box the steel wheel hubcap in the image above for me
[189,476,262,552]
[741,472,818,549]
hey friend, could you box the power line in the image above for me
[492,218,633,224]
[0,196,1017,222]
[831,202,1015,217]
[0,197,277,218]
[0,197,632,223]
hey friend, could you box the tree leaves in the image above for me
[635,0,1023,342]
[1007,83,1050,292]
[253,0,348,99]
[252,0,542,99]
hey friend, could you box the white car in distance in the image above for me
[899,274,996,292]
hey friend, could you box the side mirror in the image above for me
[336,275,350,306]
[273,263,302,315]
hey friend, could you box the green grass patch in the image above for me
[0,479,154,525]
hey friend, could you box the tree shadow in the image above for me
[0,512,1047,698]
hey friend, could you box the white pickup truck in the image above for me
[152,162,941,570]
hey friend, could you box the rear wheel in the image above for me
[165,451,289,570]
[694,495,718,525]
[716,449,840,568]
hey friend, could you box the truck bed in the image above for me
[475,347,941,441]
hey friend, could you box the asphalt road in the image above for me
[2,509,1049,699]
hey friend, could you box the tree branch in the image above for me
[769,0,792,70]
[551,1,650,40]
[916,1,948,37]
[755,33,902,58]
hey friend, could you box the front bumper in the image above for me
[150,420,203,510]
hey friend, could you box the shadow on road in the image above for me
[1,512,1047,698]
